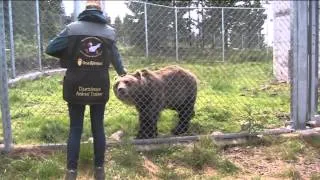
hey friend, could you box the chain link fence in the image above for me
[3,0,66,78]
[119,2,270,63]
[0,0,299,148]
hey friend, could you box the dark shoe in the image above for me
[65,169,77,180]
[94,166,105,180]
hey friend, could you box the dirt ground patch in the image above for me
[1,134,319,179]
[223,145,320,179]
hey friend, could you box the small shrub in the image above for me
[9,157,35,172]
[216,159,239,174]
[157,167,181,180]
[240,104,265,134]
[36,159,64,179]
[200,105,232,122]
[311,173,320,180]
[303,136,320,148]
[280,140,305,161]
[79,142,94,165]
[175,137,218,170]
[111,141,144,172]
[9,93,23,104]
[251,176,261,180]
[6,157,38,178]
[174,137,238,174]
[281,167,302,180]
[39,120,68,143]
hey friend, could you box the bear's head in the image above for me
[113,71,145,105]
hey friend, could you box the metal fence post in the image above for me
[35,0,42,72]
[290,1,309,129]
[74,0,81,22]
[8,0,16,78]
[309,0,319,117]
[175,6,179,61]
[221,8,225,62]
[144,2,149,58]
[241,34,244,49]
[0,0,13,152]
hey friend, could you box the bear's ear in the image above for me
[133,71,142,80]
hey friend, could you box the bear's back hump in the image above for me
[155,66,197,105]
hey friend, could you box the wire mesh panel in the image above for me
[3,0,65,78]
[146,3,175,59]
[4,1,38,77]
[3,0,67,145]
[116,2,146,58]
[224,8,268,62]
[272,1,291,82]
[177,7,223,61]
[0,1,293,145]
[113,1,290,138]
[39,0,66,70]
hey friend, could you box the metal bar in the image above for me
[0,0,13,152]
[144,2,149,58]
[8,0,15,78]
[266,5,269,56]
[100,0,105,12]
[134,1,173,8]
[133,1,266,10]
[221,8,225,62]
[0,128,301,151]
[290,1,309,129]
[73,0,81,21]
[175,6,178,61]
[241,34,244,49]
[35,0,42,71]
[309,0,319,117]
[176,6,266,10]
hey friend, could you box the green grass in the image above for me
[1,59,290,144]
[311,173,320,180]
[0,136,319,179]
[280,167,302,180]
[280,139,306,161]
[0,152,65,179]
[171,137,239,174]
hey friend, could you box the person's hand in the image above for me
[114,73,126,81]
[122,68,127,75]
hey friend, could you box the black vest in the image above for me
[62,21,116,104]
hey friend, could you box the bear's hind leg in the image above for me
[172,104,194,135]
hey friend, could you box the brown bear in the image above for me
[113,65,198,139]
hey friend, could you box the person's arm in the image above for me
[45,28,69,58]
[110,42,126,76]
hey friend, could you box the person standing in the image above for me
[45,0,126,179]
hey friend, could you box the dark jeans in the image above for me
[67,103,106,170]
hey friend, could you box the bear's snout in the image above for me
[117,87,126,96]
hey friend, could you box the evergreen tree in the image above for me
[39,0,65,43]
[202,0,267,49]
[121,0,267,54]
[114,16,125,43]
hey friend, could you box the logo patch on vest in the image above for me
[80,37,103,58]
[77,37,104,67]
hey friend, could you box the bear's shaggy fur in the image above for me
[113,65,198,139]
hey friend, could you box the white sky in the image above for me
[62,0,132,23]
